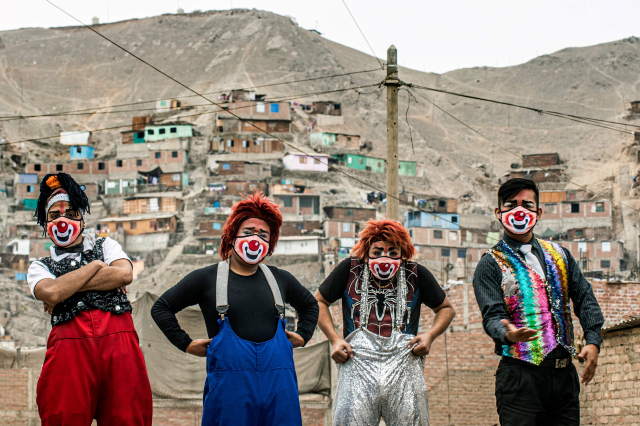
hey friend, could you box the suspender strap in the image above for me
[215,260,285,320]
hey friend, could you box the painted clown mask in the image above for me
[368,256,401,281]
[233,235,269,264]
[500,206,538,235]
[46,196,85,247]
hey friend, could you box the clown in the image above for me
[27,173,152,425]
[315,219,456,426]
[473,178,604,426]
[151,192,319,426]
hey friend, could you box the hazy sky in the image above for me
[2,1,640,74]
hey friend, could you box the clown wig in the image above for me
[351,219,417,261]
[219,191,283,261]
[34,173,90,234]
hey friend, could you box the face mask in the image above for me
[47,217,83,247]
[233,235,269,264]
[500,206,538,235]
[368,257,401,281]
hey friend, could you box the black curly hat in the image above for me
[34,173,90,232]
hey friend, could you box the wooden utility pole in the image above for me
[385,45,400,221]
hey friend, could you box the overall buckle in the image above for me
[555,358,569,368]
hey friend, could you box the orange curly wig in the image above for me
[219,191,283,261]
[351,219,417,260]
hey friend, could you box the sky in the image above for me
[2,1,640,74]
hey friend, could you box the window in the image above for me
[77,163,84,170]
[377,162,382,168]
[545,204,557,214]
[602,242,611,252]
[575,229,584,237]
[160,101,167,107]
[56,164,63,171]
[130,222,137,230]
[254,140,261,146]
[136,159,142,166]
[227,140,234,147]
[170,127,177,133]
[159,128,166,134]
[433,230,443,239]
[116,160,123,168]
[601,260,611,268]
[27,185,34,193]
[300,197,313,208]
[299,157,307,164]
[441,248,451,257]
[213,222,222,230]
[155,152,162,159]
[452,216,458,223]
[439,200,446,208]
[242,140,249,148]
[334,103,341,110]
[342,223,351,232]
[457,249,467,259]
[222,163,231,170]
[279,196,293,207]
[295,223,304,230]
[256,102,265,113]
[137,132,144,138]
[571,203,580,213]
[346,210,353,217]
[147,129,155,135]
[76,147,82,153]
[34,164,41,171]
[348,157,352,164]
[172,174,180,181]
[358,158,363,165]
[270,103,280,113]
[268,122,276,129]
[347,137,352,141]
[449,231,458,241]
[98,162,106,170]
[596,202,605,212]
[172,151,178,158]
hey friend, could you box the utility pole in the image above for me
[385,45,400,221]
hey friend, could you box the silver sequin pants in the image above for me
[333,329,430,426]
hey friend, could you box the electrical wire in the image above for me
[340,0,383,68]
[409,87,640,214]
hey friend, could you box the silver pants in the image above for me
[333,329,430,426]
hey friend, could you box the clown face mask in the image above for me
[47,217,83,247]
[500,206,538,235]
[368,256,401,281]
[233,235,269,264]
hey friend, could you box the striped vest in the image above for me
[488,239,576,365]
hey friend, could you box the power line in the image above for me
[340,0,383,68]
[409,87,640,214]
[0,66,384,122]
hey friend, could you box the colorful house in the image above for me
[399,161,416,176]
[405,211,460,230]
[70,146,94,159]
[282,154,329,172]
[365,156,386,173]
[144,122,193,142]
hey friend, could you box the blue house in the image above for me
[70,146,94,159]
[405,211,460,230]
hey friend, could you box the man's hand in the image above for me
[285,330,305,348]
[408,332,435,356]
[43,302,54,315]
[577,344,598,384]
[501,319,538,343]
[330,338,353,363]
[117,286,128,294]
[186,339,212,357]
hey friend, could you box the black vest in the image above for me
[39,238,132,327]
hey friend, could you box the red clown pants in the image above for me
[37,309,153,426]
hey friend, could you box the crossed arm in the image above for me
[35,259,133,308]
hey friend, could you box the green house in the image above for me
[365,157,386,173]
[145,123,193,142]
[309,133,337,146]
[133,131,146,144]
[104,179,136,195]
[343,154,367,170]
[399,161,417,176]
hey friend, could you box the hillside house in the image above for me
[405,211,460,230]
[16,180,99,204]
[309,132,360,149]
[211,137,283,154]
[70,146,94,159]
[334,154,416,176]
[561,240,624,272]
[199,220,227,237]
[272,193,321,221]
[272,236,321,255]
[282,154,329,172]
[415,197,458,213]
[280,220,322,237]
[323,206,376,222]
[60,131,91,146]
[215,101,291,133]
[503,168,565,183]
[138,166,189,190]
[218,161,271,177]
[144,122,193,142]
[225,181,267,196]
[538,199,612,234]
[121,130,147,144]
[565,226,612,241]
[409,227,463,246]
[122,193,183,215]
[156,99,181,112]
[312,101,341,116]
[522,153,560,167]
[100,213,178,253]
[323,220,358,241]
[270,180,308,195]
[103,178,137,195]
[27,161,108,176]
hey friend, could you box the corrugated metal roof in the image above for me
[602,317,640,333]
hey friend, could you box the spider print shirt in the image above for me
[319,258,446,337]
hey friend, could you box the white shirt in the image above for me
[27,237,131,299]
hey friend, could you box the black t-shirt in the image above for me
[151,264,319,352]
[319,257,446,337]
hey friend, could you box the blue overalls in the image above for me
[201,261,302,426]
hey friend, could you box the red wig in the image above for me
[351,219,417,260]
[219,191,283,261]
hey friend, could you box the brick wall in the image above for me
[0,369,37,425]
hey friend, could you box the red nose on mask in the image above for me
[379,263,391,272]
[249,240,260,251]
[58,222,68,232]
[514,211,526,221]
